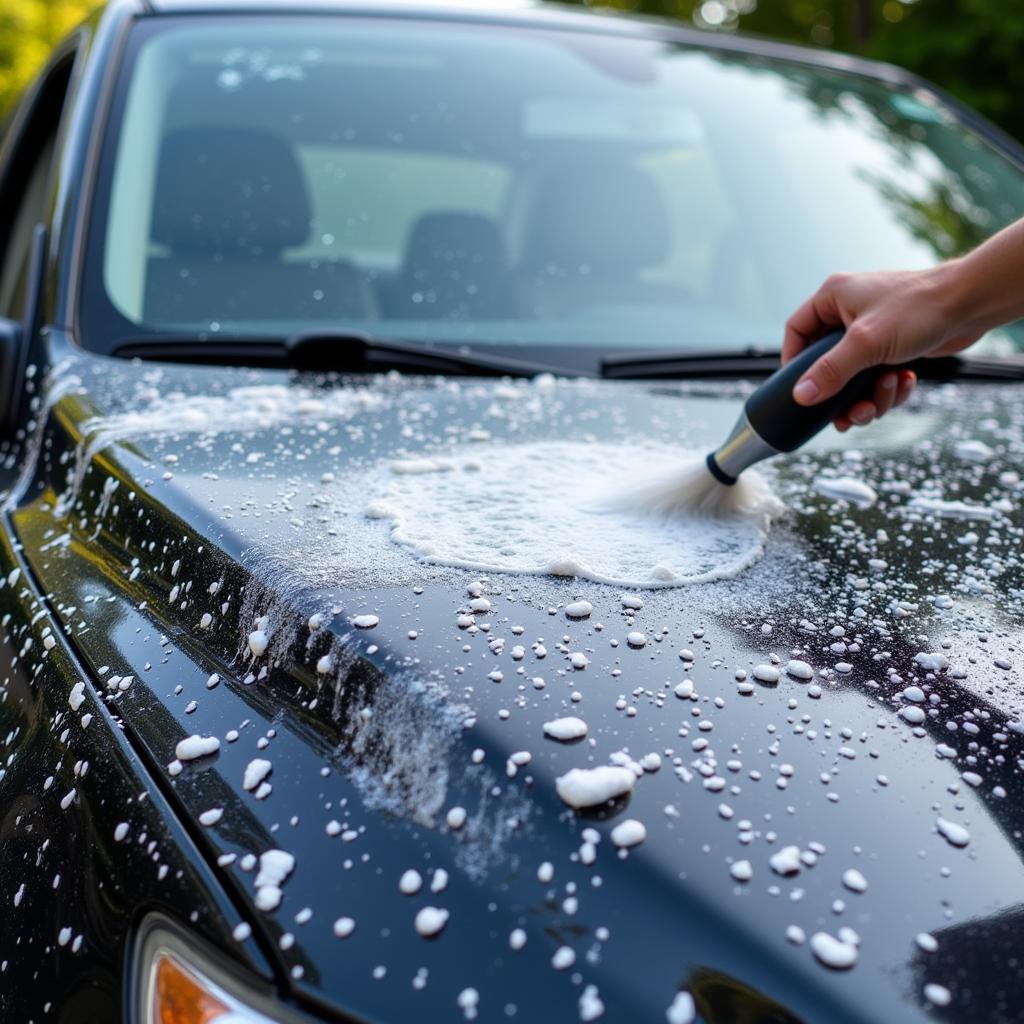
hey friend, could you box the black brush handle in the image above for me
[745,330,886,452]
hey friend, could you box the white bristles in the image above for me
[599,457,785,522]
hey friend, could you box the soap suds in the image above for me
[414,906,449,937]
[565,600,593,619]
[175,735,220,761]
[769,845,802,876]
[399,869,423,895]
[543,716,588,741]
[809,931,858,969]
[907,496,997,521]
[369,442,784,589]
[666,991,696,1024]
[243,758,273,792]
[578,985,604,1022]
[914,652,950,672]
[842,868,868,893]
[610,819,646,848]
[730,860,753,882]
[254,849,295,912]
[68,681,86,711]
[784,660,813,680]
[551,946,576,970]
[814,475,878,507]
[953,439,993,462]
[936,817,970,847]
[556,765,636,809]
[924,983,952,1007]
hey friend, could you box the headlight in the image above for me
[132,913,307,1024]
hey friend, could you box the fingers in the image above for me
[894,369,916,406]
[782,276,846,364]
[832,401,875,432]
[832,369,916,432]
[872,371,899,418]
[793,326,882,406]
[846,400,877,427]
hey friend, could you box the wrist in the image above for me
[927,257,986,338]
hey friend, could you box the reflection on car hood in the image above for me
[14,346,1024,1024]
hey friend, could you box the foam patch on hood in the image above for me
[366,441,783,588]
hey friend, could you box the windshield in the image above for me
[81,15,1024,358]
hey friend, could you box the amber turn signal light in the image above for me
[153,952,231,1024]
[133,914,306,1024]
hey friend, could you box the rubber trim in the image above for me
[706,451,737,487]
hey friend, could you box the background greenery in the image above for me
[0,1,91,118]
[1,1,1021,144]
[557,0,1024,141]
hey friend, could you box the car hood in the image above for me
[13,339,1024,1023]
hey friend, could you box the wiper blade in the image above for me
[930,354,1024,380]
[285,330,576,377]
[113,331,577,379]
[601,346,780,379]
[601,347,1024,382]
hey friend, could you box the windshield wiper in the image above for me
[113,330,578,379]
[285,330,575,377]
[601,347,1024,382]
[602,346,781,379]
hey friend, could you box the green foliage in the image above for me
[0,1,94,122]
[557,0,1024,142]
[868,1,1024,143]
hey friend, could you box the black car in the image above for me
[3,1,1024,1021]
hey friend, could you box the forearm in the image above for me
[784,213,1024,425]
[940,216,1024,337]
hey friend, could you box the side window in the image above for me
[0,55,75,320]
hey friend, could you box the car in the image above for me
[3,0,1024,1021]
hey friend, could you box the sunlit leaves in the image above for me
[0,1,93,122]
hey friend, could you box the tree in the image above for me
[555,0,1024,142]
[0,1,93,122]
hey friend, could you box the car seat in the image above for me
[144,127,374,325]
[517,161,686,318]
[387,211,511,321]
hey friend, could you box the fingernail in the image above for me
[793,378,819,404]
[850,409,872,425]
[881,373,897,390]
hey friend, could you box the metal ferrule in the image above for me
[708,411,780,485]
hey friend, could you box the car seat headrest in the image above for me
[151,127,311,256]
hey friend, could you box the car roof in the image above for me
[137,0,918,87]
[149,0,543,9]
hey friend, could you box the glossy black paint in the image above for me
[0,449,280,1019]
[5,333,1024,1024]
[1,3,1024,1024]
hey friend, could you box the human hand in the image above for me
[781,265,983,431]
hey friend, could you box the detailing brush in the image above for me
[608,330,884,522]
[706,330,881,485]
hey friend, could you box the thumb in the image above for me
[792,327,880,406]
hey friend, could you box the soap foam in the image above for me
[368,442,784,589]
